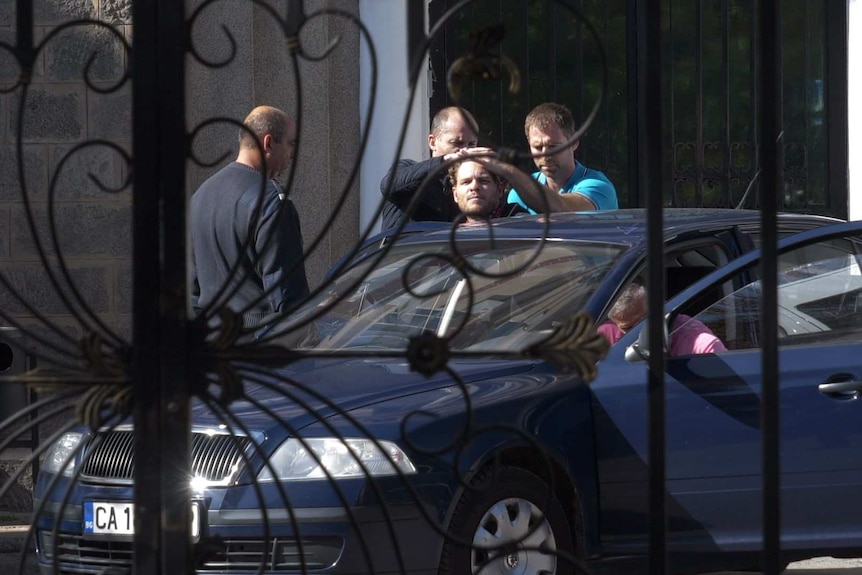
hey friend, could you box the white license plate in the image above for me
[83,501,200,538]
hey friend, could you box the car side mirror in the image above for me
[625,321,650,362]
[624,317,669,362]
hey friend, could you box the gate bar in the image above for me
[15,0,32,62]
[636,0,667,572]
[758,0,782,573]
[131,0,191,573]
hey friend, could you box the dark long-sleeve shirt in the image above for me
[380,157,457,231]
[191,162,309,326]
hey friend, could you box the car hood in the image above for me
[191,356,537,433]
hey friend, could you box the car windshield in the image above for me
[278,239,624,352]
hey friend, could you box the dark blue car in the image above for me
[35,209,862,574]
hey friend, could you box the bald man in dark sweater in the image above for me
[190,106,309,328]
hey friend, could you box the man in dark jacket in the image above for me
[380,106,480,231]
[190,105,310,329]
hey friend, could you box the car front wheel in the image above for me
[439,466,575,575]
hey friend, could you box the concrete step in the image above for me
[0,513,30,554]
[0,448,35,554]
[0,448,35,515]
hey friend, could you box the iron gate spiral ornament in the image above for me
[447,23,521,101]
[406,331,451,377]
[524,311,610,381]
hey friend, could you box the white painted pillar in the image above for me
[358,1,430,234]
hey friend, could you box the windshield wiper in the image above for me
[437,278,467,337]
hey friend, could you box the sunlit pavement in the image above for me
[0,543,860,575]
[705,557,862,574]
[789,557,862,569]
[784,556,862,572]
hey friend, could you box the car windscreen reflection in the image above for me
[286,240,624,352]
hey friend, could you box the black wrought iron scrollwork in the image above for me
[0,2,614,575]
[406,331,451,377]
[447,24,521,100]
[76,384,132,430]
[524,311,610,381]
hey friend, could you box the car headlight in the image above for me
[41,432,83,477]
[258,437,416,481]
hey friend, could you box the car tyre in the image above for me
[439,466,575,575]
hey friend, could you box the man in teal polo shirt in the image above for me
[508,102,618,213]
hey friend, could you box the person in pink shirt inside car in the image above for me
[597,282,727,355]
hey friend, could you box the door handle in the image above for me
[818,375,862,400]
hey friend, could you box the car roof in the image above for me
[326,209,843,283]
[391,208,842,247]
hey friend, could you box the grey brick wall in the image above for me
[9,85,87,141]
[0,1,360,511]
[0,0,360,348]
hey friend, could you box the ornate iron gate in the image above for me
[0,0,813,574]
[430,0,848,218]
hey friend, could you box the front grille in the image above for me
[40,530,133,573]
[80,430,252,483]
[41,531,343,573]
[199,536,343,570]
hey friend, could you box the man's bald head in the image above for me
[430,106,478,138]
[428,106,479,158]
[239,106,292,150]
[235,105,296,179]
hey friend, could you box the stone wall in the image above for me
[188,0,361,293]
[0,0,361,510]
[0,0,359,351]
[0,0,133,354]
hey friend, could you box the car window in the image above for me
[598,240,732,348]
[744,222,835,250]
[278,240,625,352]
[675,236,862,350]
